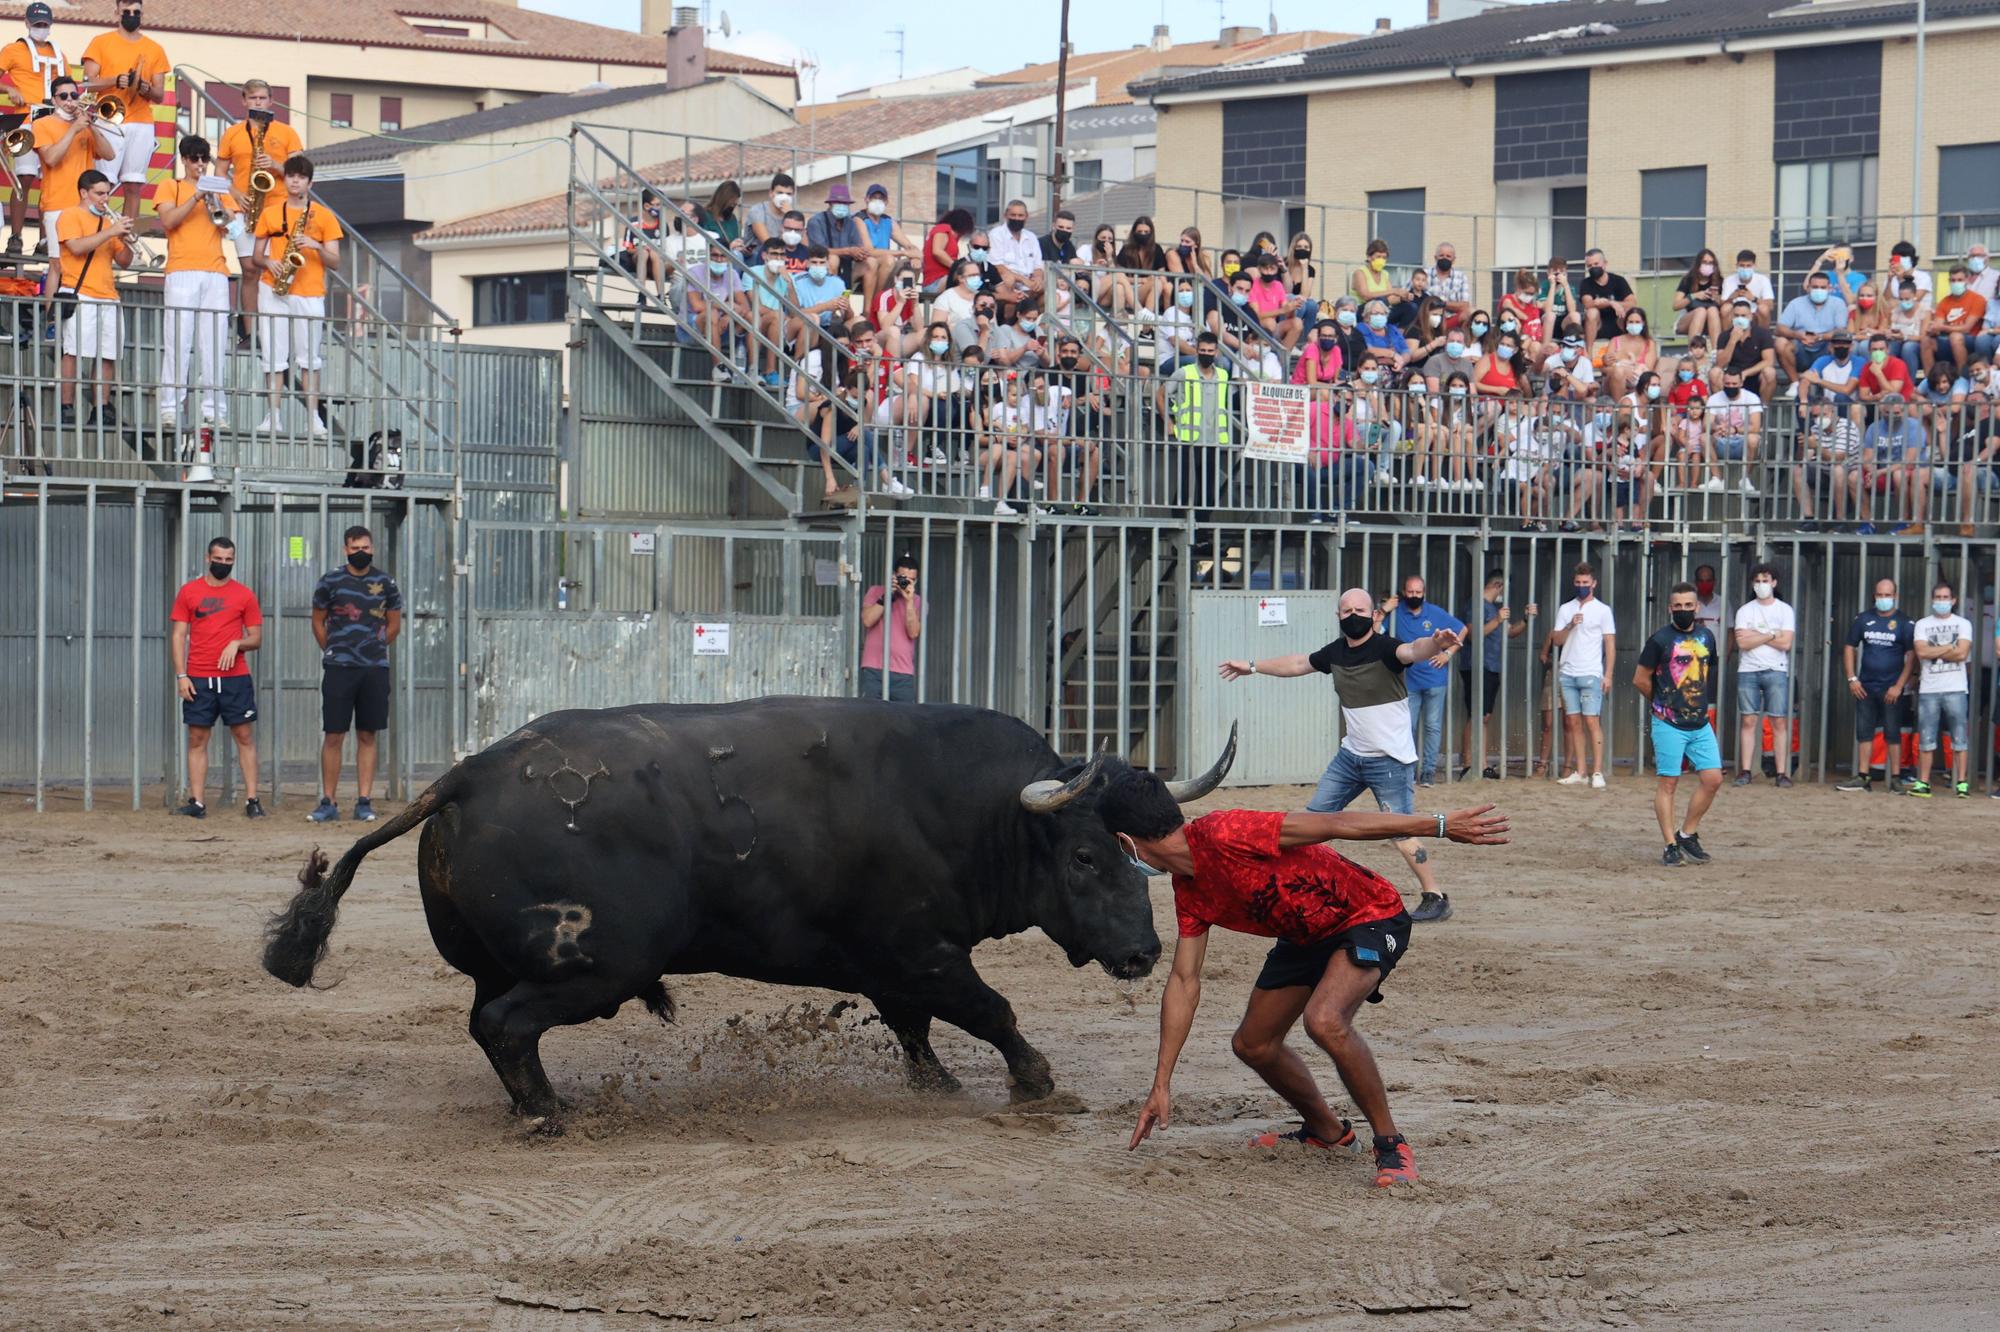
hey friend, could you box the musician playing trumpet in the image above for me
[157,135,241,429]
[254,152,342,437]
[0,2,71,257]
[57,169,132,429]
[81,0,167,223]
[33,74,114,298]
[217,80,301,346]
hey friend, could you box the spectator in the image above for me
[1576,248,1635,345]
[306,526,403,825]
[788,243,849,355]
[934,258,981,329]
[1034,361,1101,514]
[1415,370,1477,490]
[1803,244,1866,304]
[1502,393,1563,530]
[997,297,1049,370]
[860,555,924,702]
[1859,394,1930,534]
[1704,363,1764,495]
[920,206,972,297]
[1248,250,1303,351]
[1946,387,2000,535]
[1967,241,1997,306]
[1458,571,1532,779]
[1716,297,1777,400]
[855,183,919,311]
[1349,237,1401,321]
[1541,330,1597,400]
[169,537,263,820]
[1837,578,1917,791]
[1674,248,1725,345]
[1500,268,1544,357]
[55,168,132,428]
[1160,330,1233,474]
[1924,264,1987,372]
[683,239,749,380]
[1634,581,1724,868]
[1039,208,1078,267]
[1887,276,1930,369]
[1794,399,1863,530]
[1422,321,1479,393]
[1857,330,1916,413]
[1211,269,1279,379]
[1351,355,1404,480]
[886,318,957,461]
[1360,299,1409,375]
[775,209,810,272]
[978,366,1039,517]
[1474,328,1522,397]
[1732,563,1796,787]
[1286,231,1321,330]
[1687,565,1722,639]
[1796,333,1862,413]
[1166,225,1209,279]
[1535,257,1575,343]
[1154,277,1203,377]
[694,179,742,251]
[743,172,793,244]
[806,184,866,286]
[1087,223,1125,308]
[1671,397,1720,493]
[1391,574,1465,788]
[1405,293,1450,367]
[1885,240,1933,297]
[1909,582,1974,799]
[746,240,792,387]
[1329,295,1367,376]
[1774,269,1849,394]
[1396,267,1434,334]
[1551,561,1616,788]
[869,260,920,358]
[1718,248,1775,324]
[1429,241,1470,326]
[986,197,1043,316]
[966,227,1000,295]
[803,357,903,501]
[1303,385,1367,521]
[1849,279,1889,338]
[617,189,669,304]
[1601,306,1658,398]
[1115,214,1168,312]
[1669,335,1714,401]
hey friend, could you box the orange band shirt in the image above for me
[57,207,122,300]
[32,112,100,209]
[79,29,168,117]
[159,179,239,275]
[255,199,343,299]
[0,36,69,109]
[217,117,303,197]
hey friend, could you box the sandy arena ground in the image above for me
[3,774,1999,1331]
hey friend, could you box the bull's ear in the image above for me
[1021,756,1104,814]
[1164,721,1237,803]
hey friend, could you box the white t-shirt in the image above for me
[1542,351,1598,387]
[1705,389,1762,439]
[933,285,975,328]
[1734,596,1796,674]
[1555,597,1617,678]
[1914,613,1973,694]
[1719,271,1775,308]
[1694,594,1724,636]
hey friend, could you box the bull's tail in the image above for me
[261,766,462,987]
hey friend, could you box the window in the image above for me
[329,93,352,129]
[1776,156,1878,245]
[380,96,403,133]
[1550,186,1588,268]
[936,145,997,224]
[1366,188,1425,272]
[1071,158,1102,196]
[1938,142,2000,257]
[1019,154,1037,200]
[1639,167,1705,271]
[473,271,568,326]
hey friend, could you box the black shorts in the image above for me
[1853,686,1904,743]
[1254,911,1413,1003]
[183,674,257,728]
[322,665,391,734]
[1461,669,1501,717]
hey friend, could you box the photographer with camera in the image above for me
[859,553,924,702]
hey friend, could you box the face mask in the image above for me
[1626,321,1644,335]
[1749,581,1774,602]
[1006,217,1025,233]
[1496,345,1516,362]
[1177,243,1193,257]
[1449,384,1467,397]
[1950,281,1967,297]
[209,561,233,581]
[830,204,849,220]
[1858,296,1876,310]
[1697,579,1715,597]
[1574,583,1592,601]
[1587,265,1604,279]
[975,308,995,321]
[29,24,49,41]
[1737,266,1755,281]
[1340,612,1373,641]
[763,258,784,274]
[1222,260,1241,278]
[1196,352,1216,369]
[1831,346,1851,360]
[1336,309,1357,328]
[1971,257,1989,274]
[1699,263,1715,276]
[867,199,886,216]
[1434,256,1452,271]
[808,263,827,281]
[929,339,948,356]
[1899,299,1917,312]
[1118,834,1166,879]
[1446,340,1465,359]
[1401,593,1424,612]
[1470,321,1489,337]
[1367,314,1387,330]
[347,551,372,572]
[1175,290,1194,309]
[1808,288,1829,305]
[1875,595,1896,613]
[1429,313,1443,327]
[1933,599,1954,617]
[1360,369,1380,385]
[1726,386,1743,398]
[772,192,792,209]
[1296,247,1311,259]
[965,275,983,292]
[1670,609,1697,632]
[1368,257,1386,272]
[1871,349,1887,364]
[1646,383,1661,400]
[708,260,728,275]
[970,247,989,263]
[1059,356,1079,370]
[1500,318,1518,333]
[1593,411,1615,431]
[1134,231,1152,243]
[1677,367,1694,381]
[782,229,802,246]
[121,12,140,31]
[1019,319,1037,333]
[1733,316,1752,330]
[1561,348,1579,365]
[1317,336,1337,351]
[1232,292,1250,306]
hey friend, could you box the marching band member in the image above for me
[156,134,240,428]
[0,2,68,256]
[80,0,167,223]
[217,79,301,345]
[33,73,114,296]
[254,152,342,437]
[57,168,133,428]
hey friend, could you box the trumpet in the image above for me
[1,124,31,157]
[92,96,124,123]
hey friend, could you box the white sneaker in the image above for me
[1460,477,1482,492]
[309,417,329,438]
[1411,475,1431,487]
[158,410,177,430]
[1031,477,1044,491]
[1027,503,1046,517]
[200,407,218,424]
[711,365,732,383]
[1591,772,1607,790]
[255,411,281,432]
[977,484,992,500]
[1782,383,1798,399]
[1556,771,1587,786]
[927,446,948,466]
[993,500,1018,517]
[884,478,915,498]
[1739,476,1757,495]
[1375,467,1396,484]
[1701,476,1725,493]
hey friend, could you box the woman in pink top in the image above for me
[1295,313,1344,451]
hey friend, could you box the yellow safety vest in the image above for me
[1174,363,1231,446]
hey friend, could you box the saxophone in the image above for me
[245,111,274,221]
[271,202,309,296]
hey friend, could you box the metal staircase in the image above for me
[1050,526,1183,773]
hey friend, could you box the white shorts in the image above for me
[61,295,121,360]
[93,117,156,185]
[232,228,255,259]
[257,285,325,372]
[41,205,61,257]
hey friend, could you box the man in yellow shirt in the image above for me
[57,169,132,427]
[0,3,71,256]
[156,134,239,428]
[217,80,301,344]
[255,152,342,437]
[33,74,115,294]
[80,0,167,221]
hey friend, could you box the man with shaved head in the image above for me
[1220,588,1463,923]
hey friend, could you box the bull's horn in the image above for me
[1164,722,1238,803]
[1020,756,1105,814]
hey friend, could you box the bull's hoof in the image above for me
[1007,1077,1057,1105]
[908,1063,962,1095]
[520,1112,567,1138]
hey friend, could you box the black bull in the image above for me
[262,698,1236,1120]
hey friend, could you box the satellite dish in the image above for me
[720,10,733,36]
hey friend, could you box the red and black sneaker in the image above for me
[1247,1119,1357,1152]
[1372,1134,1418,1187]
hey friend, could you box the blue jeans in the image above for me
[1917,690,1969,750]
[1408,683,1447,781]
[1735,669,1790,716]
[1893,339,1923,370]
[858,667,916,702]
[1308,746,1417,816]
[1559,674,1605,716]
[807,427,880,477]
[1312,454,1373,512]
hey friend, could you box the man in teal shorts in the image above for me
[1634,581,1724,867]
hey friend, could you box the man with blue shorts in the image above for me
[1552,561,1617,788]
[1732,563,1796,787]
[1219,587,1462,922]
[1635,582,1723,868]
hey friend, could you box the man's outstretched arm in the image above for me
[1277,806,1509,848]
[1129,929,1208,1149]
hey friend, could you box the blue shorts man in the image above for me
[1634,581,1723,868]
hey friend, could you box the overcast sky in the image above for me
[524,0,1442,101]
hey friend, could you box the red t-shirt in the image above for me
[171,577,263,677]
[921,222,957,287]
[1864,354,1915,400]
[1173,808,1405,943]
[1667,375,1706,407]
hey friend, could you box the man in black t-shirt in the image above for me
[1634,581,1723,868]
[1577,247,1635,345]
[1716,297,1777,400]
[308,525,404,825]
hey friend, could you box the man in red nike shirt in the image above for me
[1116,778,1507,1188]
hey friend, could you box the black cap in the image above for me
[25,2,54,22]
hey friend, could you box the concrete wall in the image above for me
[1152,99,1222,250]
[1877,30,1986,242]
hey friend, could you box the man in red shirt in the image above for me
[168,536,264,818]
[1118,781,1507,1188]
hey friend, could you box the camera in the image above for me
[894,575,912,590]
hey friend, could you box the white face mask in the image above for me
[867,199,886,216]
[781,229,802,246]
[772,192,792,209]
[29,24,51,42]
[1754,581,1775,600]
